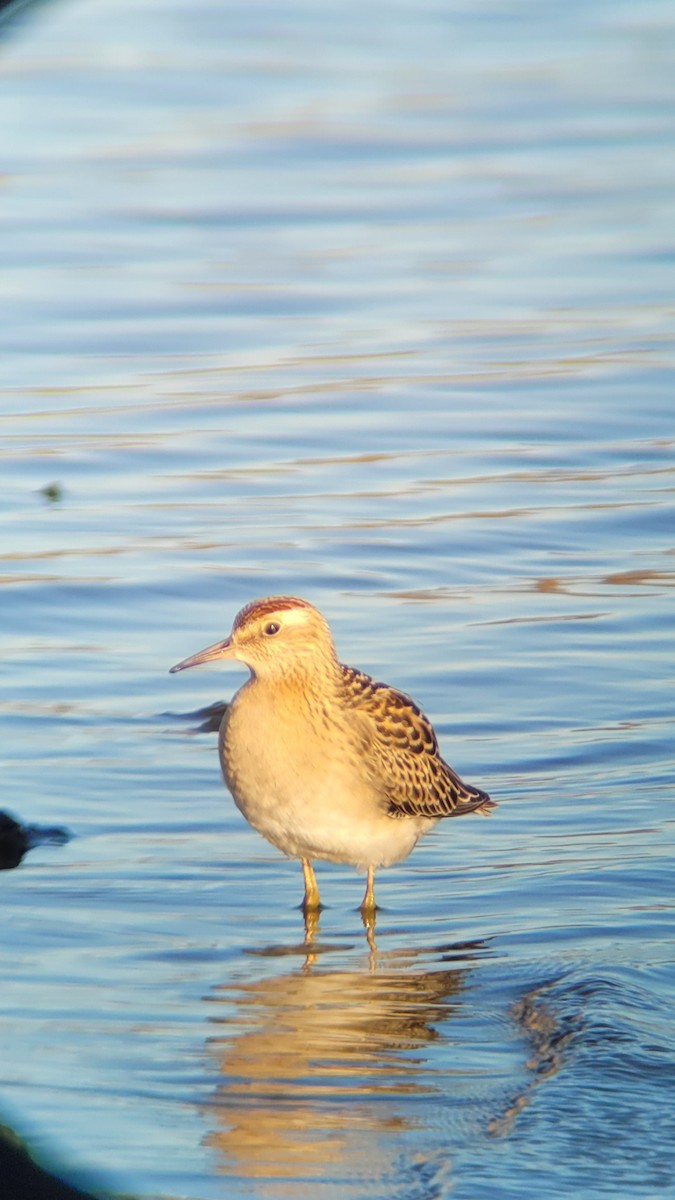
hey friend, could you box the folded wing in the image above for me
[340,664,495,820]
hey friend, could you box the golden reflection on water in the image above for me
[204,934,487,1193]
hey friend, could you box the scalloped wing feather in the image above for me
[339,664,495,820]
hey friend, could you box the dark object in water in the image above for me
[0,811,71,871]
[39,481,64,503]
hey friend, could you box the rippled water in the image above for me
[1,1,674,1197]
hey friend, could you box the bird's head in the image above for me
[169,596,337,680]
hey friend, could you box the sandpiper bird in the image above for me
[170,596,494,915]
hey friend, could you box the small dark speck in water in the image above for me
[38,482,64,504]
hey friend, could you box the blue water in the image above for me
[1,1,674,1197]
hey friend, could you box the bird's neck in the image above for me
[249,657,342,709]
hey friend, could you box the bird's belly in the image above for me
[219,706,433,870]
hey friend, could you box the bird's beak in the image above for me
[169,637,234,674]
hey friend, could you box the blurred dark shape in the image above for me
[0,0,49,36]
[164,701,228,734]
[194,701,228,733]
[0,811,71,871]
[0,1121,103,1200]
[39,482,64,504]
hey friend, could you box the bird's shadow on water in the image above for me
[242,906,491,965]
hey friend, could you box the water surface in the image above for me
[1,1,674,1197]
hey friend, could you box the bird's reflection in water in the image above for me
[204,920,491,1194]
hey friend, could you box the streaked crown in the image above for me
[170,595,338,679]
[229,595,337,677]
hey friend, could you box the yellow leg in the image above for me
[360,864,376,913]
[301,858,321,911]
[360,867,378,953]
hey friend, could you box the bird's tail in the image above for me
[454,783,497,817]
[472,789,497,816]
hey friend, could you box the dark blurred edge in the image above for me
[0,811,71,870]
[0,1119,118,1200]
[0,0,50,36]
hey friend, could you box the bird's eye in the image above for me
[264,621,280,636]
